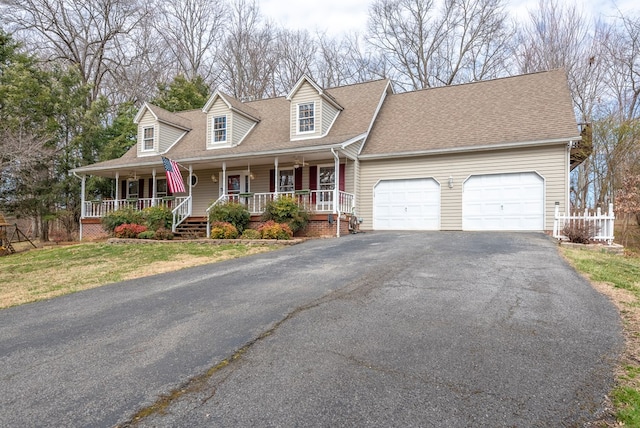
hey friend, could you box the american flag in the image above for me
[161,157,186,193]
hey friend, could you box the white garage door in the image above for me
[463,172,544,231]
[374,178,440,230]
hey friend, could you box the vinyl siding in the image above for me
[359,144,568,231]
[137,111,157,157]
[321,101,339,135]
[290,82,321,139]
[207,101,231,148]
[158,122,186,153]
[232,113,255,145]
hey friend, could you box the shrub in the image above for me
[240,228,261,240]
[262,196,309,232]
[114,223,147,238]
[210,221,239,239]
[102,208,144,234]
[154,227,174,240]
[562,221,598,244]
[258,220,293,240]
[208,202,250,233]
[137,230,156,239]
[142,206,173,231]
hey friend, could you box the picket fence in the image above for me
[553,203,615,245]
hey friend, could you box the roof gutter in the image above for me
[358,136,582,160]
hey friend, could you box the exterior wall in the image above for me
[359,144,569,231]
[321,100,339,135]
[158,123,186,153]
[137,111,157,157]
[290,82,322,139]
[206,100,231,148]
[232,113,255,145]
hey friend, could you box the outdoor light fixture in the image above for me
[211,174,218,183]
[448,176,454,189]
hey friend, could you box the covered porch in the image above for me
[77,150,358,239]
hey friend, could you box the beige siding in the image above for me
[359,144,569,231]
[137,111,157,157]
[207,100,231,148]
[190,169,219,215]
[290,82,321,139]
[321,101,339,135]
[158,123,186,153]
[232,113,255,145]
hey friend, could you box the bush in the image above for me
[262,196,309,232]
[154,227,174,240]
[258,220,293,240]
[102,208,144,234]
[142,206,173,231]
[114,223,147,238]
[240,228,261,240]
[210,221,239,239]
[137,230,156,239]
[562,221,598,244]
[208,202,250,233]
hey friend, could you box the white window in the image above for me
[213,116,227,143]
[279,169,294,192]
[298,102,315,133]
[317,165,335,210]
[143,127,154,151]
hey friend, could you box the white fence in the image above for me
[553,203,615,245]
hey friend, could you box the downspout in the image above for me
[188,164,193,214]
[274,157,279,196]
[152,169,157,206]
[331,148,340,237]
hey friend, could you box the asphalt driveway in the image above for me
[0,232,623,427]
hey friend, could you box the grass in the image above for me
[561,247,640,426]
[0,242,281,309]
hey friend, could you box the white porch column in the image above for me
[188,164,193,213]
[80,175,86,219]
[115,172,120,203]
[222,162,227,195]
[152,169,157,206]
[274,157,279,195]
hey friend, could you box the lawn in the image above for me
[0,242,281,309]
[561,247,640,426]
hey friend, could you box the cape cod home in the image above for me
[72,69,587,239]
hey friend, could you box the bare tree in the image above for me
[155,0,226,82]
[366,0,511,91]
[273,29,317,93]
[1,0,148,103]
[218,0,277,100]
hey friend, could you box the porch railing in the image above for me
[171,197,191,232]
[553,203,615,245]
[206,190,355,237]
[83,197,189,218]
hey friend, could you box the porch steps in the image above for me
[174,217,208,239]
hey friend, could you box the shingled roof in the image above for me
[360,69,580,157]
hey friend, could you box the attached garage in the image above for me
[373,178,440,230]
[462,172,544,231]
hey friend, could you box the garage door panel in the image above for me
[374,178,440,230]
[463,172,544,231]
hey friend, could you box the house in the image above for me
[72,69,584,239]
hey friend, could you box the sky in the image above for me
[258,0,637,36]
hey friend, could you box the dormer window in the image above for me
[298,102,315,133]
[213,116,227,143]
[143,127,155,151]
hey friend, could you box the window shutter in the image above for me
[339,164,345,191]
[139,179,145,199]
[295,168,303,191]
[309,166,317,190]
[269,169,275,192]
[148,178,153,197]
[121,180,126,199]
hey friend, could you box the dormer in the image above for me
[202,91,260,149]
[287,75,343,141]
[133,103,191,157]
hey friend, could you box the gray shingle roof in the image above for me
[360,69,579,157]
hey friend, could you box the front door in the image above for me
[220,171,250,196]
